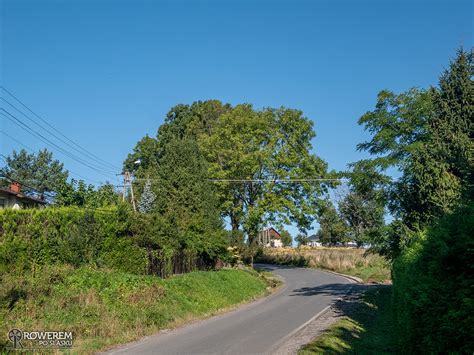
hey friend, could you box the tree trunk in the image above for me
[231,214,240,231]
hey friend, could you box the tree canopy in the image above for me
[125,101,334,246]
[354,48,473,257]
[0,149,68,195]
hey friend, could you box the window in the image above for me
[0,198,5,209]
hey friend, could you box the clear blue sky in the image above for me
[1,0,472,187]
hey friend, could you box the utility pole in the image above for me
[122,171,137,212]
[119,160,141,212]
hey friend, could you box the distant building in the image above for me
[347,241,358,248]
[257,227,283,248]
[0,182,46,209]
[307,234,322,247]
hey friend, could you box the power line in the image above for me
[0,104,117,175]
[0,172,119,212]
[1,86,121,171]
[1,96,120,173]
[208,178,346,183]
[119,178,345,183]
[0,130,34,151]
[0,109,116,178]
[0,170,55,199]
[0,109,117,178]
[0,130,103,185]
[1,155,122,207]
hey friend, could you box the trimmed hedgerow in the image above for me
[392,202,474,353]
[0,206,228,277]
[0,206,145,274]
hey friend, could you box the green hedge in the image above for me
[392,202,474,353]
[0,207,228,277]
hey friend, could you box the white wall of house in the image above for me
[271,239,283,248]
[0,193,40,209]
[0,194,19,209]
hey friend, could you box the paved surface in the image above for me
[107,265,353,355]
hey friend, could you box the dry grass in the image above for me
[260,247,391,283]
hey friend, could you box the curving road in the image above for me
[107,265,354,355]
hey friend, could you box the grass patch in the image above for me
[299,286,395,354]
[259,247,391,283]
[0,265,274,353]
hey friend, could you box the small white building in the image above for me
[307,234,322,247]
[0,182,46,209]
[257,227,283,248]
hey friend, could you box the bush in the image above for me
[392,202,474,353]
[0,207,143,273]
[0,207,229,278]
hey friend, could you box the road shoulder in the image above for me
[102,269,285,354]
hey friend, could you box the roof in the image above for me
[0,187,47,204]
[308,234,320,241]
[261,227,281,239]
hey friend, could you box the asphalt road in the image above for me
[107,265,353,355]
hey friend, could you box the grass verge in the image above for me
[299,286,395,354]
[0,265,276,353]
[259,247,391,283]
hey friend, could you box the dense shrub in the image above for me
[392,202,474,353]
[0,207,228,277]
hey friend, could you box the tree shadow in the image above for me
[290,283,368,297]
[299,285,395,354]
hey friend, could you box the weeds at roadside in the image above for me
[0,265,275,353]
[299,286,395,354]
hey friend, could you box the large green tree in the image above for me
[123,100,231,174]
[355,48,473,260]
[387,49,474,353]
[125,101,333,247]
[146,138,224,250]
[316,200,349,245]
[123,134,160,174]
[0,149,68,195]
[339,163,387,247]
[429,48,473,199]
[356,88,433,223]
[201,104,332,244]
[357,49,473,228]
[279,229,293,247]
[338,190,384,247]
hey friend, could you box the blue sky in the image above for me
[1,0,472,188]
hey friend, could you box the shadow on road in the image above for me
[290,283,368,297]
[253,263,292,272]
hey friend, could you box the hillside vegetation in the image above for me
[0,206,278,352]
[0,265,272,353]
[392,203,474,352]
